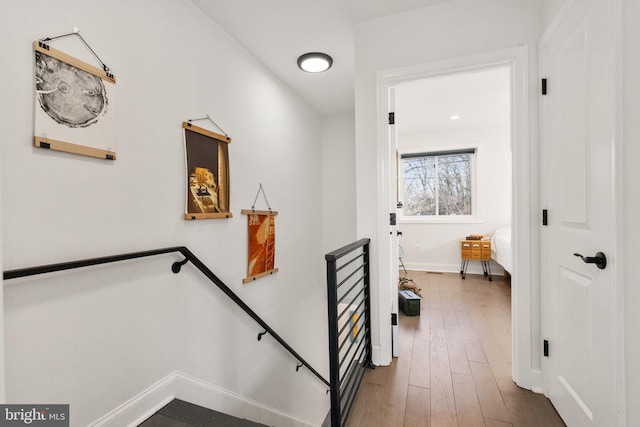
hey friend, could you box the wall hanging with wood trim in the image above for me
[33,29,117,160]
[183,116,231,219]
[242,184,278,283]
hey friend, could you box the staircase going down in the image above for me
[138,399,269,427]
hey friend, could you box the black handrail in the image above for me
[3,246,329,387]
[3,247,185,280]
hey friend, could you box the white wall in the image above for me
[622,0,640,424]
[321,114,357,253]
[354,0,541,373]
[0,167,4,402]
[542,0,568,28]
[0,0,331,425]
[398,126,511,274]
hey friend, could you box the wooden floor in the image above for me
[346,271,565,427]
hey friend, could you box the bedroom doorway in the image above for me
[376,46,535,389]
[393,66,512,279]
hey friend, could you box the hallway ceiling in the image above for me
[191,0,453,117]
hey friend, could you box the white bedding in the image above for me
[491,226,512,273]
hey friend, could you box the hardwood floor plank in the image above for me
[409,336,431,389]
[451,373,485,427]
[430,329,457,427]
[399,314,418,360]
[469,361,509,422]
[467,305,516,393]
[524,389,566,427]
[378,361,412,427]
[348,359,411,426]
[464,339,488,363]
[445,328,471,376]
[455,309,479,341]
[482,302,512,364]
[428,293,445,331]
[345,382,386,427]
[404,385,431,427]
[501,389,546,427]
[484,418,513,427]
[441,294,471,376]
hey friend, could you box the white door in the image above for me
[540,0,618,425]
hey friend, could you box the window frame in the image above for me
[398,146,480,224]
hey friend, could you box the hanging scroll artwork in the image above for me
[183,122,231,219]
[33,37,117,160]
[241,209,278,283]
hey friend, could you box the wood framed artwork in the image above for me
[241,209,278,283]
[183,121,231,219]
[33,40,117,160]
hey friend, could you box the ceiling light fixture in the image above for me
[449,115,461,120]
[297,52,333,73]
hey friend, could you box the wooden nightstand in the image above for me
[460,239,492,280]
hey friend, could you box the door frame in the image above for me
[374,45,538,390]
[538,0,625,422]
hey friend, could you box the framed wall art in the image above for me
[33,37,116,160]
[183,121,231,219]
[241,209,278,283]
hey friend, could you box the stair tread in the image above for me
[139,399,269,427]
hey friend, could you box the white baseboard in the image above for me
[89,371,315,427]
[404,261,505,277]
[530,368,543,394]
[88,372,177,427]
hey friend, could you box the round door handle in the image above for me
[573,252,607,270]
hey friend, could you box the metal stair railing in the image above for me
[325,238,373,426]
[3,245,329,387]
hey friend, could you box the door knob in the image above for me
[573,252,607,269]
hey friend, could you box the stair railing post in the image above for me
[326,253,341,427]
[363,241,373,367]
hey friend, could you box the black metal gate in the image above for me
[325,238,373,427]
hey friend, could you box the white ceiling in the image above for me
[395,66,511,136]
[190,0,453,117]
[190,1,508,139]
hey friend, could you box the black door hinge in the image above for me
[541,78,548,95]
[542,209,548,226]
[388,112,395,125]
[544,340,549,357]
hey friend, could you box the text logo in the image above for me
[0,405,68,426]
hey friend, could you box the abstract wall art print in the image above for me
[33,41,116,160]
[183,122,231,220]
[241,209,278,283]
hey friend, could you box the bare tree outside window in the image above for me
[402,151,473,216]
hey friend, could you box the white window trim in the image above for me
[398,145,481,224]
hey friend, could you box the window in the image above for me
[401,149,475,217]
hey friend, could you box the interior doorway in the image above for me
[375,46,537,390]
[393,66,512,278]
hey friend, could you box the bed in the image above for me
[491,226,512,274]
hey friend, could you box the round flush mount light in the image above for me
[297,52,333,73]
[449,115,461,120]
